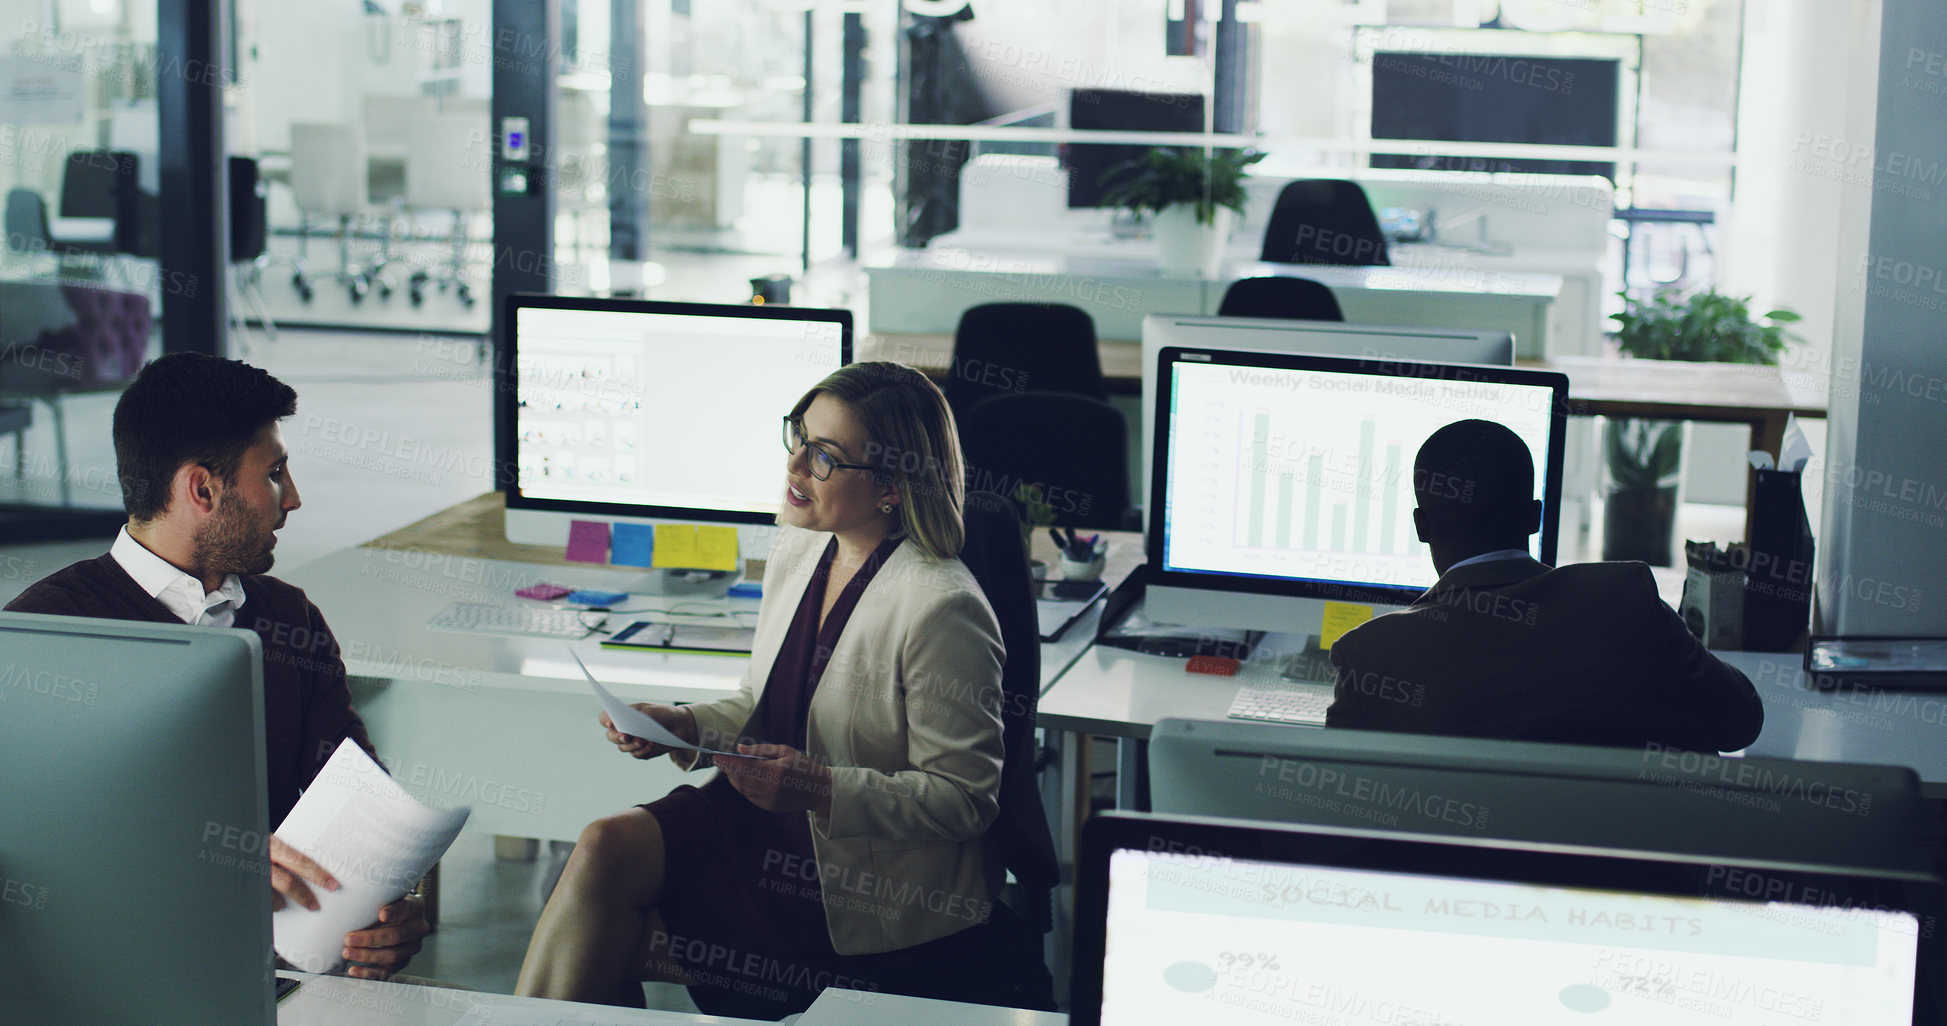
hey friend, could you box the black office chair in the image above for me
[58,150,143,256]
[1217,275,1345,321]
[227,156,278,353]
[5,189,52,258]
[963,391,1133,532]
[1260,179,1390,266]
[957,490,1061,934]
[944,303,1107,430]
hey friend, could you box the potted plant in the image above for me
[1603,289,1802,564]
[1100,147,1264,276]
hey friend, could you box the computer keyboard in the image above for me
[1227,683,1334,726]
[426,602,599,639]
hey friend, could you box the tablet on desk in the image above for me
[601,620,756,655]
[1035,578,1109,642]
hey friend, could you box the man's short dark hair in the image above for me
[1414,419,1534,531]
[113,354,297,521]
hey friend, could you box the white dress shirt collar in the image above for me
[109,526,247,627]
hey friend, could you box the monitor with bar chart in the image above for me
[1145,347,1568,632]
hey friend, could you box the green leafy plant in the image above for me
[1601,289,1802,563]
[1610,289,1802,365]
[1098,147,1265,226]
[1013,482,1056,546]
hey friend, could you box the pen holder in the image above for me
[1058,552,1106,581]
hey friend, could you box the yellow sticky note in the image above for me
[693,526,740,572]
[1319,602,1374,650]
[651,525,740,572]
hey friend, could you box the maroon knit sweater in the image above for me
[6,554,376,827]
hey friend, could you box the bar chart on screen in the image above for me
[1162,361,1554,592]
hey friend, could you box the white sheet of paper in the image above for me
[568,648,752,759]
[1781,414,1814,473]
[271,739,470,973]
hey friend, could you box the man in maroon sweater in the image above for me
[5,353,428,980]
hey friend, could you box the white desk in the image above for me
[1039,640,1947,800]
[276,973,1062,1025]
[285,545,1105,843]
[864,247,1563,357]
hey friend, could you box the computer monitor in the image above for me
[499,295,851,552]
[1072,811,1941,1026]
[1148,718,1935,875]
[1066,88,1207,208]
[1146,346,1567,634]
[0,611,275,1025]
[1140,313,1517,509]
[1370,53,1622,180]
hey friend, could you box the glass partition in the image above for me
[0,0,166,527]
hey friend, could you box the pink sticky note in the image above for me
[565,520,610,563]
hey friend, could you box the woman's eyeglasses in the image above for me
[783,416,875,481]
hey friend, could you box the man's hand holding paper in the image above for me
[271,739,467,976]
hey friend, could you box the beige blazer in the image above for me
[675,525,1007,955]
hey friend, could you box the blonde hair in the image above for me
[788,362,965,560]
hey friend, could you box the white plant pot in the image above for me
[1152,205,1232,277]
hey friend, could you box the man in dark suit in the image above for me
[1325,419,1763,751]
[5,352,428,978]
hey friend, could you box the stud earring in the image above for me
[880,503,894,514]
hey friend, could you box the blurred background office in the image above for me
[0,0,1866,558]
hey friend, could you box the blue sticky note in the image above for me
[611,523,656,568]
[564,589,628,607]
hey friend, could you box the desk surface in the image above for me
[1037,642,1947,796]
[285,496,1138,839]
[276,973,1062,1025]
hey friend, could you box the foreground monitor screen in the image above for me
[1150,347,1566,607]
[1070,814,1936,1026]
[501,296,851,526]
[1100,849,1918,1026]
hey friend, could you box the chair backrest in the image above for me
[362,94,439,157]
[946,302,1106,428]
[405,114,493,211]
[1217,275,1345,321]
[956,490,1059,929]
[227,156,268,261]
[5,189,51,253]
[1259,179,1391,266]
[59,150,141,251]
[964,392,1130,532]
[289,123,369,216]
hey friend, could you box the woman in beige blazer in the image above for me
[517,362,1017,1013]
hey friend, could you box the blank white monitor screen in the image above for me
[1101,848,1920,1026]
[506,298,848,523]
[1156,348,1565,602]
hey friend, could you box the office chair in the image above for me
[1217,275,1345,321]
[359,95,440,296]
[944,302,1106,430]
[957,490,1062,935]
[404,113,491,307]
[1259,179,1391,266]
[963,391,1133,532]
[289,122,377,303]
[227,156,277,355]
[0,281,151,505]
[0,402,30,483]
[58,150,142,254]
